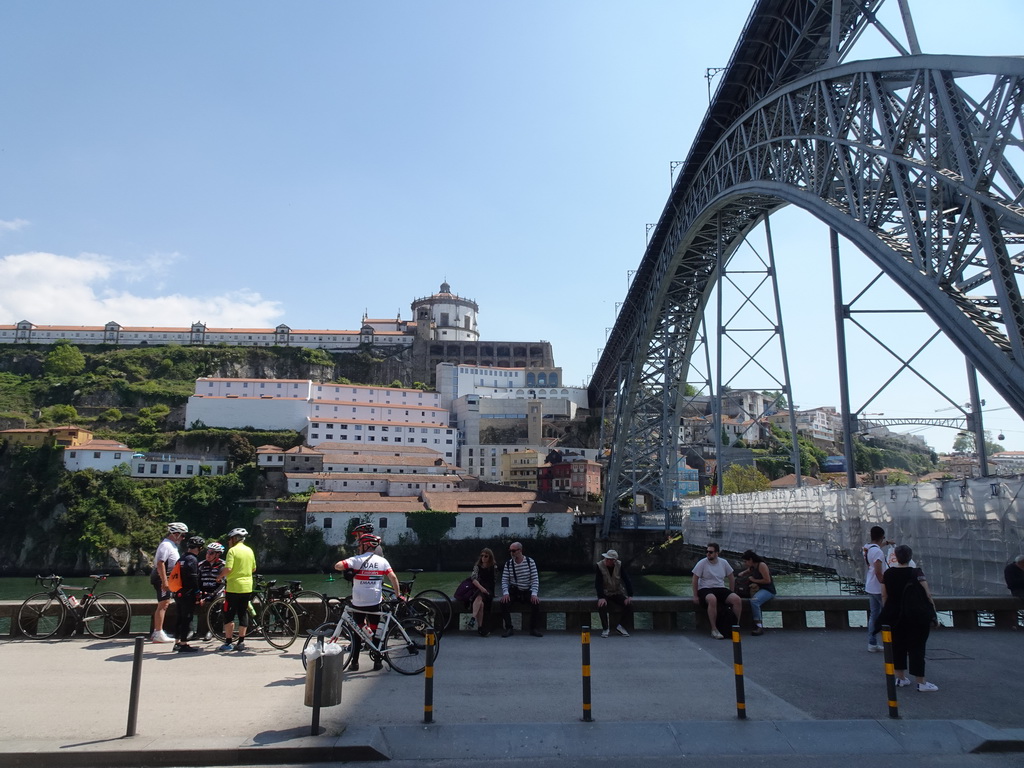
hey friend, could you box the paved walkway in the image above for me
[1,627,1022,765]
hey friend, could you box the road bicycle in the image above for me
[324,569,453,634]
[205,575,300,649]
[18,574,131,640]
[303,596,439,675]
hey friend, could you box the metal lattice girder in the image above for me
[597,55,1024,532]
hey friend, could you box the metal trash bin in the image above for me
[304,649,344,708]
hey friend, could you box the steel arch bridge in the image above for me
[589,0,1024,534]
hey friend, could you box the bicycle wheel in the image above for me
[82,592,131,638]
[17,593,66,639]
[292,590,328,631]
[401,597,444,635]
[302,621,357,671]
[384,617,434,675]
[261,600,299,649]
[205,598,227,642]
[413,589,453,631]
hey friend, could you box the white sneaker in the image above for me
[868,643,883,653]
[151,630,173,643]
[600,629,610,638]
[615,625,630,637]
[711,629,724,640]
[917,681,939,692]
[895,677,913,687]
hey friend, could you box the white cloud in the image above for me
[0,219,30,233]
[0,251,284,327]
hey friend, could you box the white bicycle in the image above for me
[302,597,439,675]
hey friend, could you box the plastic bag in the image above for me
[304,643,323,662]
[323,642,343,656]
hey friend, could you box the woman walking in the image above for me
[469,548,496,637]
[877,544,939,691]
[738,549,776,635]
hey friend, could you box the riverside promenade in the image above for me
[1,627,1022,767]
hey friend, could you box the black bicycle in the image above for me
[205,575,300,649]
[18,574,132,640]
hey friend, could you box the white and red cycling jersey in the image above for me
[338,551,396,608]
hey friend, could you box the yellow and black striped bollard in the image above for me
[731,624,746,720]
[423,628,436,723]
[882,624,899,719]
[581,625,593,722]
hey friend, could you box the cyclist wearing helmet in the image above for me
[350,522,383,555]
[218,527,257,652]
[197,542,226,641]
[334,532,403,671]
[173,536,205,653]
[150,522,188,643]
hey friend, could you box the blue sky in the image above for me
[1,1,1022,452]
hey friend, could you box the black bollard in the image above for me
[423,629,436,723]
[731,625,746,720]
[882,625,900,719]
[126,635,145,737]
[581,625,593,722]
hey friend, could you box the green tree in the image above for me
[721,464,771,494]
[405,510,456,546]
[952,431,973,453]
[44,340,86,377]
[40,404,78,424]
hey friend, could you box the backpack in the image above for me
[898,570,935,627]
[166,560,183,592]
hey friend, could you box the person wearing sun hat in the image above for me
[595,548,633,638]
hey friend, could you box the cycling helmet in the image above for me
[206,542,225,553]
[227,527,249,539]
[357,533,381,548]
[186,535,205,550]
[167,522,189,534]
[351,522,375,537]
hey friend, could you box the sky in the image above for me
[1,0,1022,454]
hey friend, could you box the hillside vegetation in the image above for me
[0,343,412,574]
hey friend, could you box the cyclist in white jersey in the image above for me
[334,533,403,671]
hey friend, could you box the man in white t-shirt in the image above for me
[150,522,188,643]
[863,525,890,652]
[691,542,742,639]
[334,533,403,671]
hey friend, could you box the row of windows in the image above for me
[310,420,441,427]
[310,433,452,445]
[318,516,539,529]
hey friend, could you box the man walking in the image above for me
[863,525,889,652]
[218,527,256,652]
[595,549,633,638]
[691,542,742,639]
[500,542,542,637]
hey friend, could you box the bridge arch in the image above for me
[594,53,1024,530]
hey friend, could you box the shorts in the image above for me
[697,587,734,608]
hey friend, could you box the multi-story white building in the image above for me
[305,489,572,546]
[435,362,587,412]
[63,440,228,477]
[186,377,457,461]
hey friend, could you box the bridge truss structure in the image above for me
[589,0,1024,536]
